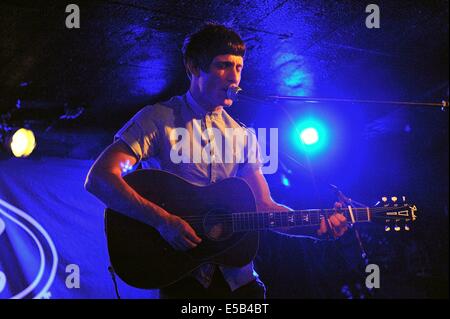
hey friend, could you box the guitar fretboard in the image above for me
[231,208,372,232]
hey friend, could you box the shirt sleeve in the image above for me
[114,106,159,161]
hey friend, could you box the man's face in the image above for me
[197,54,243,108]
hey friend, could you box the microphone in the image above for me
[226,85,242,101]
[226,85,265,104]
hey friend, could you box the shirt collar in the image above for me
[186,90,223,118]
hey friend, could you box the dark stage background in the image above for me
[0,0,448,298]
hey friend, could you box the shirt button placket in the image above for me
[206,114,217,183]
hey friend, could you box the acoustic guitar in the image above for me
[105,169,417,289]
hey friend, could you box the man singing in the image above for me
[85,23,348,299]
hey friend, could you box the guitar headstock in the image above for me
[373,195,417,232]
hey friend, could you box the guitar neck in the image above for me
[231,207,372,232]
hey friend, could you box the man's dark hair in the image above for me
[182,23,246,76]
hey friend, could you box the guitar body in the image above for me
[105,169,259,289]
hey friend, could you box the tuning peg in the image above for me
[382,196,388,205]
[394,224,401,231]
[402,196,407,203]
[404,223,410,231]
[391,196,398,203]
[384,225,391,232]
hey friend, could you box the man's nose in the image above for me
[227,68,240,84]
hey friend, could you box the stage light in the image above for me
[300,127,319,145]
[291,117,329,156]
[7,128,36,158]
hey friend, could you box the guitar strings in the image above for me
[179,206,410,219]
[178,206,406,220]
[180,209,410,223]
[176,206,413,226]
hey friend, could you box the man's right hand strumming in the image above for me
[156,214,202,251]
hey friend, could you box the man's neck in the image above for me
[189,88,223,114]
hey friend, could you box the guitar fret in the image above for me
[314,211,321,225]
[348,206,355,223]
[287,212,294,226]
[308,211,316,225]
[310,211,314,225]
[235,206,377,232]
[355,210,361,222]
[294,212,299,226]
[297,211,304,226]
[300,212,307,225]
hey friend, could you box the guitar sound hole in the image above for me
[203,209,233,241]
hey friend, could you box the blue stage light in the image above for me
[300,127,319,145]
[291,118,329,156]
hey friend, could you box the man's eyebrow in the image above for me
[215,61,244,68]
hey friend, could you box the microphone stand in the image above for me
[330,185,379,298]
[278,147,374,298]
[266,95,449,110]
[227,86,449,110]
[329,184,369,265]
[227,86,443,297]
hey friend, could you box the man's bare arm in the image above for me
[84,139,169,227]
[84,140,202,250]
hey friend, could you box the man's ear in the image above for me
[185,60,200,78]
